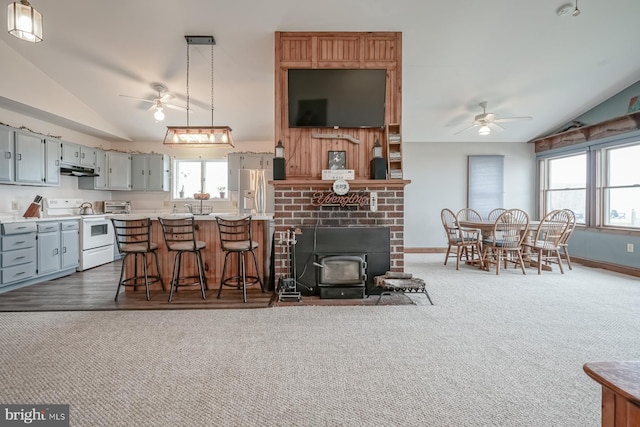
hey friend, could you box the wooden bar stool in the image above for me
[158,216,207,302]
[215,216,264,302]
[111,217,164,301]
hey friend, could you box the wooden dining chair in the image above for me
[559,209,576,270]
[487,208,506,221]
[456,208,482,222]
[481,208,529,275]
[441,208,482,270]
[523,209,571,274]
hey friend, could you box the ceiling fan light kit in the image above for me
[163,35,234,147]
[447,101,532,136]
[7,0,43,43]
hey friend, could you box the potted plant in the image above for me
[217,186,226,199]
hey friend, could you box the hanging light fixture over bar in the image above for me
[163,35,234,147]
[7,0,43,43]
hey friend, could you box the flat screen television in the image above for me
[287,69,386,128]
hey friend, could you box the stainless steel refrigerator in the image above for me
[239,168,274,215]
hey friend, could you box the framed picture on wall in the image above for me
[328,151,346,170]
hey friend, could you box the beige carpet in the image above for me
[0,254,638,426]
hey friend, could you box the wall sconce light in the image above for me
[275,140,285,158]
[7,0,43,43]
[273,140,286,180]
[372,138,383,158]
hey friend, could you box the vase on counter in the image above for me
[179,185,185,198]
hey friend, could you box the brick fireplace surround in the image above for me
[271,180,409,282]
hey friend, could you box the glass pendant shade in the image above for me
[275,140,285,158]
[7,1,43,43]
[164,126,234,146]
[372,139,383,158]
[153,108,165,122]
[478,125,491,136]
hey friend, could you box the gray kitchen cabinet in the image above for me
[44,138,61,186]
[15,131,45,184]
[61,141,81,165]
[61,141,96,168]
[1,222,37,287]
[107,152,132,190]
[132,153,170,191]
[36,222,60,276]
[227,153,273,191]
[0,126,14,183]
[94,149,107,189]
[77,149,108,190]
[80,146,96,168]
[60,221,79,270]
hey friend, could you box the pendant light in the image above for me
[164,35,234,146]
[7,0,43,43]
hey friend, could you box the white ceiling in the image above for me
[2,0,640,144]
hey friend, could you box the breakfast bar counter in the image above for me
[122,214,273,293]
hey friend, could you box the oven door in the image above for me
[81,216,114,250]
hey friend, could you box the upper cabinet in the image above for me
[227,153,273,191]
[106,152,131,191]
[44,138,61,186]
[14,131,45,185]
[131,154,170,191]
[60,141,95,168]
[0,126,15,183]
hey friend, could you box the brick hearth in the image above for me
[272,180,408,280]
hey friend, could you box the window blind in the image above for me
[468,155,504,218]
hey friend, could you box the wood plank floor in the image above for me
[0,260,275,311]
[0,261,415,312]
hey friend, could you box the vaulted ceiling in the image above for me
[1,0,640,144]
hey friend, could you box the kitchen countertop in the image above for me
[0,212,274,224]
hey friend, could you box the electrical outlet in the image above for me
[11,201,19,211]
[627,243,634,253]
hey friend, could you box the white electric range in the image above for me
[42,198,115,271]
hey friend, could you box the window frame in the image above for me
[171,158,228,201]
[536,131,640,231]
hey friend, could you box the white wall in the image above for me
[403,140,536,249]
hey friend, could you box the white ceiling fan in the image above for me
[447,101,532,136]
[119,83,188,122]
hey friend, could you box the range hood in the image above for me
[59,164,99,177]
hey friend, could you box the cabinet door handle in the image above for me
[4,152,10,159]
[62,247,67,253]
[55,160,59,166]
[17,154,22,161]
[15,256,25,260]
[54,248,59,255]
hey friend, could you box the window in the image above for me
[542,153,587,224]
[538,139,640,230]
[173,159,228,200]
[602,144,640,227]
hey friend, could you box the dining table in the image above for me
[457,219,550,271]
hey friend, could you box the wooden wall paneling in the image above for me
[317,36,361,67]
[275,31,402,180]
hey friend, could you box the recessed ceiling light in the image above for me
[557,3,574,16]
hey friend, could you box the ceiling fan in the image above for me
[119,83,187,122]
[447,101,532,136]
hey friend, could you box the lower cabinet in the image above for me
[60,221,79,270]
[37,220,79,277]
[1,222,37,287]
